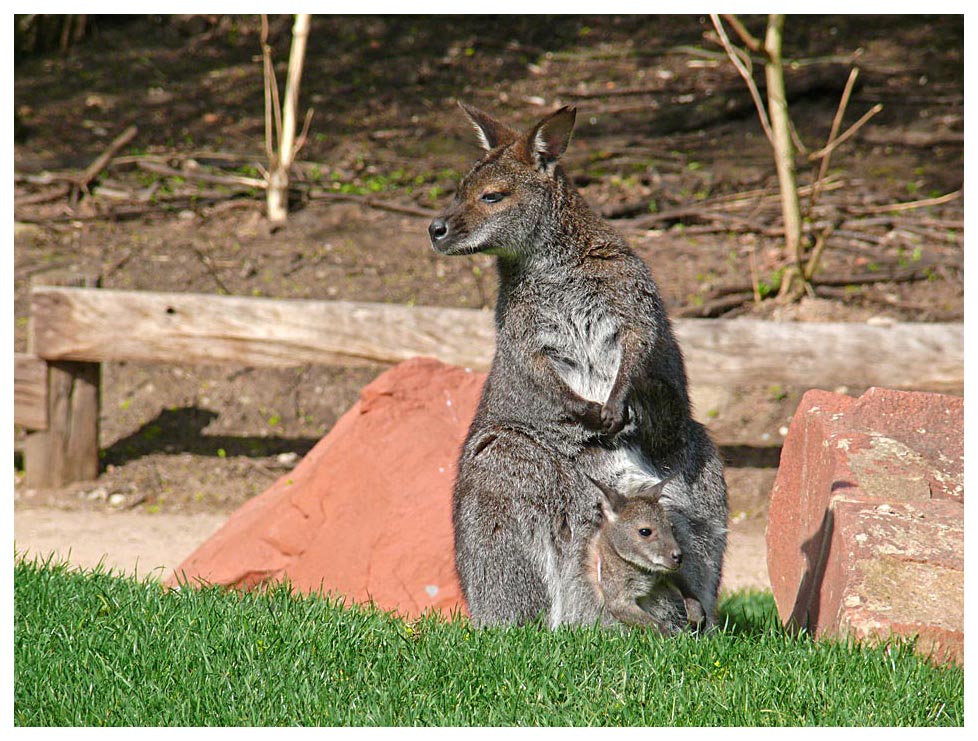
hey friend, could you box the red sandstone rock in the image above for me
[767,387,964,664]
[168,357,486,619]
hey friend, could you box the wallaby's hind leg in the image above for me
[453,427,600,627]
[453,500,548,626]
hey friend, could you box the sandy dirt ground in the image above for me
[14,505,771,594]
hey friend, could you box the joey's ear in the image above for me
[637,475,672,502]
[524,105,576,172]
[458,101,518,151]
[587,476,626,521]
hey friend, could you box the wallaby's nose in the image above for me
[428,218,449,243]
[671,549,683,567]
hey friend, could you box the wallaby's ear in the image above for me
[588,475,626,521]
[524,105,576,172]
[637,475,673,503]
[458,101,518,151]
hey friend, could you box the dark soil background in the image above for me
[13,15,963,570]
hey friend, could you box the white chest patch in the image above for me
[540,302,622,403]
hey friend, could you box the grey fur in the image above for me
[430,103,728,631]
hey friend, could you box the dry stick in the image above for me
[847,189,962,215]
[260,14,280,164]
[807,102,884,161]
[293,108,315,155]
[705,264,935,302]
[803,222,838,281]
[16,184,71,206]
[674,292,755,318]
[710,19,790,163]
[749,245,762,304]
[135,160,266,189]
[624,178,846,229]
[189,244,231,295]
[710,14,774,146]
[71,125,138,205]
[808,68,860,214]
[307,189,438,218]
[721,13,763,52]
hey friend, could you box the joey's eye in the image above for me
[638,528,652,538]
[481,191,505,203]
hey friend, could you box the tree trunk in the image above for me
[266,14,311,224]
[763,14,804,293]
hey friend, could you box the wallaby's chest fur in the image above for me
[501,262,624,402]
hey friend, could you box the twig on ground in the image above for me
[71,125,138,205]
[135,160,266,189]
[674,292,755,318]
[16,185,71,205]
[307,189,438,218]
[846,189,962,215]
[189,244,231,295]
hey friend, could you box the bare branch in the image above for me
[808,67,860,212]
[710,14,774,146]
[721,14,763,53]
[293,108,315,159]
[807,102,884,161]
[260,15,276,162]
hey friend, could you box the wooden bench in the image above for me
[15,276,964,489]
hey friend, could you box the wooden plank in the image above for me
[30,286,963,391]
[24,273,102,488]
[24,360,101,488]
[14,353,48,430]
[31,286,497,370]
[673,319,963,392]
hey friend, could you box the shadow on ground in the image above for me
[101,406,320,467]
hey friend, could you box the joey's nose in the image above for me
[671,549,683,567]
[428,218,449,243]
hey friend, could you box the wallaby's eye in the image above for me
[481,191,505,203]
[638,528,653,538]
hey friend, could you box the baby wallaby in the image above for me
[587,476,705,633]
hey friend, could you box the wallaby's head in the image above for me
[589,476,683,574]
[428,102,577,258]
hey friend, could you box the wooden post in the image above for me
[24,273,102,489]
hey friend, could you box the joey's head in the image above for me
[428,101,577,258]
[590,476,683,575]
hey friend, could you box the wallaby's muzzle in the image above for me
[428,217,449,245]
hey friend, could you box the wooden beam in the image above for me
[24,360,101,488]
[31,286,496,371]
[30,285,963,391]
[673,319,963,392]
[25,273,102,489]
[14,353,48,430]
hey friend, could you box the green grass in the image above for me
[14,556,963,727]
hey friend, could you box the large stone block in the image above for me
[767,387,963,664]
[168,357,486,619]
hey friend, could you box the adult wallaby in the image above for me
[586,476,706,632]
[429,102,727,631]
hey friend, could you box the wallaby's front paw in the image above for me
[576,399,606,429]
[600,398,630,437]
